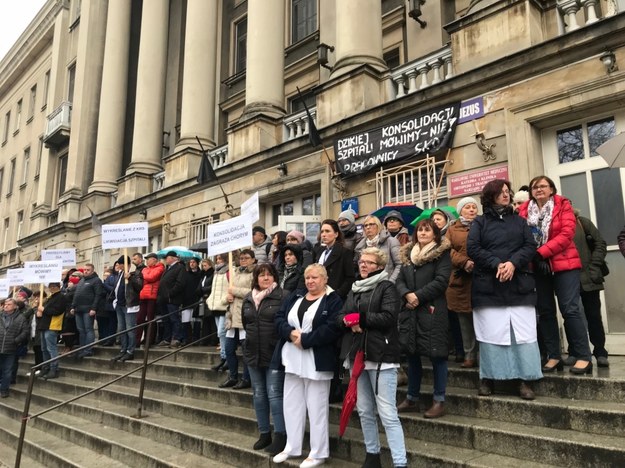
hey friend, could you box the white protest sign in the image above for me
[205,213,254,256]
[41,248,76,267]
[7,268,27,286]
[241,192,260,223]
[23,260,63,284]
[101,222,149,249]
[0,279,9,297]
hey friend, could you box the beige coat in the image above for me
[225,265,253,329]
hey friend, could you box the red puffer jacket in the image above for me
[140,262,165,300]
[518,194,582,272]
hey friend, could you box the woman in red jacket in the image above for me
[518,176,592,375]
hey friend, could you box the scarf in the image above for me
[365,234,380,248]
[410,241,437,264]
[351,269,389,293]
[526,198,554,246]
[252,282,277,309]
[459,216,473,227]
[280,263,298,288]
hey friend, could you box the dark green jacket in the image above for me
[573,215,607,292]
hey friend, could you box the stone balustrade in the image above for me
[388,45,453,100]
[283,108,317,142]
[556,0,618,33]
[209,144,228,169]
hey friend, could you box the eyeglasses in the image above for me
[358,260,378,266]
[363,223,377,228]
[532,184,551,191]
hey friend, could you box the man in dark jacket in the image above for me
[70,263,104,358]
[157,251,186,347]
[111,259,143,362]
[0,298,29,397]
[37,283,67,380]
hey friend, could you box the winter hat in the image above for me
[456,197,478,215]
[338,210,356,224]
[513,190,530,204]
[165,251,179,258]
[287,230,304,243]
[18,286,33,298]
[252,226,267,237]
[145,253,158,260]
[382,210,404,226]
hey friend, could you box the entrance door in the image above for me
[278,215,321,245]
[542,113,625,353]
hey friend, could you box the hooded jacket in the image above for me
[279,244,305,296]
[395,239,452,358]
[382,209,411,246]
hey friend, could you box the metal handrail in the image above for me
[15,299,212,468]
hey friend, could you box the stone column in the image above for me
[241,0,285,120]
[176,0,218,150]
[127,0,170,174]
[331,0,386,77]
[89,0,131,193]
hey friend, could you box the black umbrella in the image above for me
[189,240,208,253]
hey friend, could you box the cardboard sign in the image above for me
[205,213,254,256]
[448,164,509,197]
[0,279,9,297]
[101,222,149,249]
[23,260,63,284]
[41,248,76,267]
[241,192,260,223]
[7,268,27,286]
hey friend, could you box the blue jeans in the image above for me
[0,354,15,394]
[356,368,407,466]
[75,311,95,355]
[248,366,285,434]
[116,305,138,354]
[406,355,447,402]
[536,269,591,361]
[225,330,249,381]
[214,315,226,360]
[42,330,59,371]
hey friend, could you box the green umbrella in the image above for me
[410,206,459,227]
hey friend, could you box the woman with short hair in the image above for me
[354,215,402,282]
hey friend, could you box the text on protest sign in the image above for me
[0,279,9,297]
[205,214,254,257]
[23,260,63,284]
[101,222,149,249]
[7,269,27,286]
[333,102,460,177]
[41,248,76,267]
[241,192,260,223]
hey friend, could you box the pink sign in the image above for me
[448,165,509,197]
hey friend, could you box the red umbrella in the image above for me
[339,349,365,437]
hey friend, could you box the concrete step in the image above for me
[0,439,47,468]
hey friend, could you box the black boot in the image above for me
[362,452,382,468]
[264,431,286,456]
[253,431,272,450]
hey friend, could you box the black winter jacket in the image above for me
[272,289,343,371]
[396,240,452,358]
[312,244,355,299]
[72,272,104,313]
[181,269,202,308]
[467,206,537,308]
[0,312,29,354]
[125,270,144,308]
[337,275,401,364]
[242,286,283,368]
[37,291,67,331]
[157,262,186,305]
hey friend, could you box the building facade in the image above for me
[1,0,624,350]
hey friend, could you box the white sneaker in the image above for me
[300,458,325,468]
[273,452,291,464]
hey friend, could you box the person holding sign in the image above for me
[36,283,67,380]
[0,299,29,397]
[70,264,104,358]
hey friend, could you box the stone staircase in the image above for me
[0,346,624,467]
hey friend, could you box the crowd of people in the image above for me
[0,175,621,468]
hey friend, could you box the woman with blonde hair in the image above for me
[354,215,401,282]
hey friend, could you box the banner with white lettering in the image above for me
[23,260,63,284]
[0,279,9,297]
[205,213,254,257]
[7,268,27,286]
[334,102,460,177]
[241,192,260,223]
[41,248,76,267]
[101,222,149,250]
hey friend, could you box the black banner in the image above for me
[334,102,460,177]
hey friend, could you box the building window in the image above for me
[68,64,76,103]
[7,159,16,196]
[289,89,315,113]
[42,70,50,110]
[28,85,37,121]
[0,168,4,196]
[272,201,294,225]
[234,17,247,74]
[22,147,30,187]
[291,0,317,43]
[556,116,615,164]
[15,99,22,133]
[57,154,68,199]
[3,112,10,143]
[302,194,321,215]
[2,218,9,252]
[384,48,401,69]
[35,137,43,177]
[16,211,23,244]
